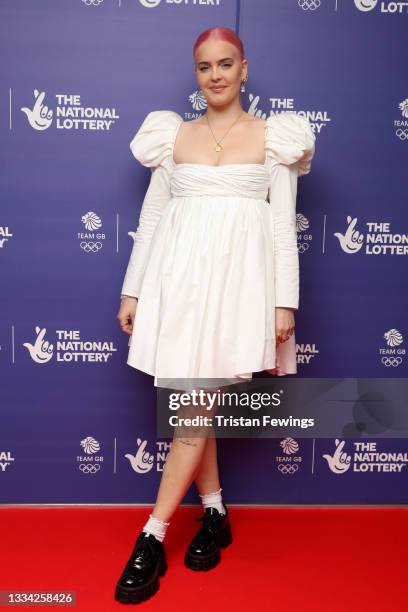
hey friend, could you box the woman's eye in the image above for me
[200,63,232,72]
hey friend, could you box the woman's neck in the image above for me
[201,102,246,127]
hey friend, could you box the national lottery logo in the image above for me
[21,90,53,131]
[23,326,54,363]
[247,93,267,119]
[334,217,408,255]
[323,440,408,474]
[323,439,351,474]
[20,89,119,132]
[125,439,155,474]
[23,327,117,363]
[297,342,319,367]
[125,438,171,474]
[125,227,139,254]
[139,0,162,7]
[354,0,408,13]
[334,216,364,254]
[0,226,13,249]
[298,0,406,12]
[188,90,328,139]
[354,0,377,11]
[138,0,223,9]
[0,451,15,472]
[138,0,226,8]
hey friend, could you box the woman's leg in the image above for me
[184,423,231,572]
[193,434,221,495]
[150,386,219,523]
[193,377,244,495]
[115,387,220,603]
[151,432,209,522]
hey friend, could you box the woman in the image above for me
[115,26,315,604]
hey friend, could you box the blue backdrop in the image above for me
[1,0,407,504]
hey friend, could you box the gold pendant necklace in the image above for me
[205,110,245,153]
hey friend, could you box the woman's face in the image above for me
[194,39,247,106]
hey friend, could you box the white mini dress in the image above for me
[120,110,316,388]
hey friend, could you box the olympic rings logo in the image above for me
[298,243,310,254]
[277,464,299,474]
[396,129,408,141]
[82,0,104,6]
[381,357,402,367]
[79,463,101,474]
[80,241,102,253]
[298,0,321,10]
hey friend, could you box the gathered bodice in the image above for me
[122,109,317,315]
[170,162,270,200]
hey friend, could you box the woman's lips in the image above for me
[211,86,225,92]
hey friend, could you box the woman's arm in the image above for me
[268,160,299,311]
[120,164,172,298]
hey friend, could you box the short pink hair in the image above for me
[193,27,245,61]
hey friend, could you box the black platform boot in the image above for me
[114,532,167,604]
[184,505,232,571]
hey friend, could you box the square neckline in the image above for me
[172,116,268,168]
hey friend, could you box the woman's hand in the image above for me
[117,296,138,336]
[275,307,295,348]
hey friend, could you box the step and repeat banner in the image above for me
[1,0,407,504]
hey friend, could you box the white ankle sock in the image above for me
[199,487,226,516]
[142,513,170,542]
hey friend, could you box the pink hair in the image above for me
[193,27,245,61]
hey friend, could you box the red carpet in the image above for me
[0,506,406,611]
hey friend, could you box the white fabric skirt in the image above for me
[127,194,296,387]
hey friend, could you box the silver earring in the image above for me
[240,76,247,93]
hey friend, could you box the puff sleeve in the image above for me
[265,113,316,310]
[120,110,183,298]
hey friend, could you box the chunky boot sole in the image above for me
[114,555,167,604]
[184,522,233,571]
